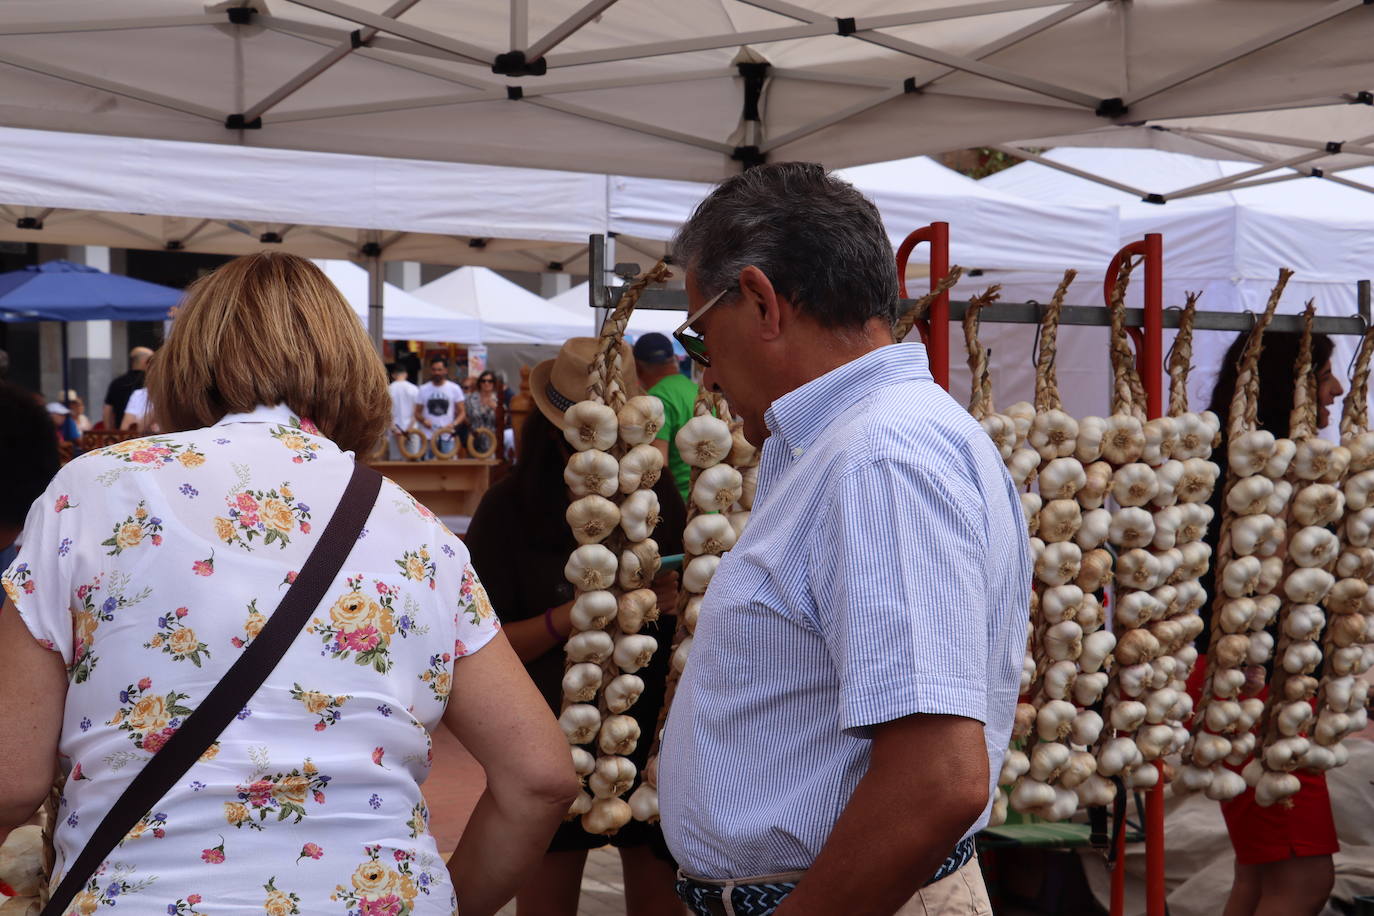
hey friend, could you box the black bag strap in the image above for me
[43,462,381,916]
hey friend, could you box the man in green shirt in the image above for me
[634,333,696,503]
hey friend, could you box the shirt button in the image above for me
[791,447,803,458]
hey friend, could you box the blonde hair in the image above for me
[147,253,389,454]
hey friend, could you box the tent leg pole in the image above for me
[895,221,951,390]
[1142,232,1166,916]
[367,254,384,356]
[1146,764,1166,916]
[61,320,70,400]
[1111,820,1126,916]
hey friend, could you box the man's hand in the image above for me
[771,714,988,916]
[651,570,679,618]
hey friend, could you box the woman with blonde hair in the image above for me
[0,252,576,915]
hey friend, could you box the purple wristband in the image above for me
[544,607,565,641]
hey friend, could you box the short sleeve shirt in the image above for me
[104,370,144,426]
[1,403,501,914]
[389,380,419,432]
[416,381,463,435]
[650,372,699,504]
[659,344,1030,879]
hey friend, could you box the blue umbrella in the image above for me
[0,260,182,322]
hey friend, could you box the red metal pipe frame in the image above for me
[1104,234,1166,916]
[896,222,951,389]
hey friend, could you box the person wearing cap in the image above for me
[465,338,689,915]
[633,333,695,504]
[658,163,1029,916]
[46,401,81,445]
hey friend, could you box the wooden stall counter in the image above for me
[367,459,498,519]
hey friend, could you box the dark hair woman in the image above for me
[465,338,689,915]
[1192,329,1344,916]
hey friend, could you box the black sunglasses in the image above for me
[673,288,728,368]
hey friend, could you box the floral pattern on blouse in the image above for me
[2,403,500,914]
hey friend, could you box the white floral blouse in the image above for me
[1,404,501,916]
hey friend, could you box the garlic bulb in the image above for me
[1347,507,1374,547]
[567,495,622,545]
[1280,641,1322,675]
[604,674,645,714]
[1102,415,1146,465]
[1035,541,1082,587]
[683,555,720,593]
[1012,703,1037,740]
[616,588,658,634]
[1077,461,1113,510]
[563,663,605,703]
[1041,584,1084,623]
[618,539,661,591]
[727,428,758,467]
[1079,630,1117,674]
[1039,499,1082,543]
[619,489,662,542]
[1114,628,1161,666]
[1326,578,1368,615]
[1020,492,1043,537]
[1229,429,1276,476]
[675,415,733,468]
[1282,604,1325,641]
[1040,457,1088,501]
[571,590,618,631]
[683,514,738,556]
[598,715,642,756]
[1264,437,1297,479]
[1110,507,1156,549]
[1289,525,1341,569]
[628,783,660,823]
[1256,555,1284,594]
[1028,742,1071,783]
[671,636,693,674]
[590,755,638,798]
[619,444,665,494]
[566,630,615,665]
[1276,701,1315,737]
[1075,416,1106,463]
[571,746,596,777]
[1221,555,1263,598]
[1292,438,1346,481]
[1218,598,1257,634]
[560,704,602,745]
[582,797,633,835]
[1008,448,1041,488]
[613,634,658,673]
[1075,548,1113,593]
[1042,659,1079,700]
[1231,513,1278,557]
[1151,506,1184,550]
[1344,469,1374,511]
[618,396,665,446]
[1114,591,1162,628]
[1075,774,1117,808]
[1010,779,1056,814]
[1116,548,1162,590]
[1076,508,1111,550]
[1110,700,1148,732]
[565,544,619,591]
[566,449,620,498]
[1070,709,1105,746]
[1255,771,1301,807]
[569,791,593,817]
[999,749,1030,785]
[1030,409,1079,461]
[1096,737,1143,777]
[1283,568,1335,604]
[683,595,703,633]
[692,464,744,514]
[1112,463,1160,507]
[1006,401,1036,443]
[739,465,758,510]
[1136,725,1174,761]
[1043,620,1083,661]
[1293,484,1345,527]
[564,401,620,452]
[980,414,1017,460]
[1226,475,1275,516]
[1176,458,1220,504]
[1036,700,1078,741]
[1205,768,1247,801]
[1153,460,1184,508]
[1141,416,1177,466]
[1265,479,1294,517]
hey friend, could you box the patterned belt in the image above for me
[675,836,976,916]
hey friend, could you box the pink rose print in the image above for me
[296,842,323,863]
[454,639,468,657]
[312,790,325,805]
[299,417,321,435]
[246,779,274,808]
[372,747,386,768]
[300,522,311,534]
[141,727,177,754]
[231,637,245,648]
[138,677,152,691]
[360,894,403,916]
[153,828,166,838]
[201,837,226,864]
[187,894,202,904]
[339,626,381,653]
[175,607,189,618]
[192,553,214,577]
[313,722,325,732]
[283,571,298,585]
[151,534,163,546]
[54,494,76,512]
[21,581,34,594]
[71,762,86,781]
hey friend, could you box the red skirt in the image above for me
[1183,656,1340,866]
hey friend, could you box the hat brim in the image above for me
[528,358,569,431]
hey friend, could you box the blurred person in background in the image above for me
[0,252,576,915]
[102,345,152,429]
[63,391,94,433]
[0,380,61,571]
[634,333,696,504]
[47,401,82,445]
[387,362,420,459]
[465,338,688,916]
[415,356,465,456]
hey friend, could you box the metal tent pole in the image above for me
[366,249,384,355]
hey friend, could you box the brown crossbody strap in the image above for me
[43,462,382,916]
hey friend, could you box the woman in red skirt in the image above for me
[1195,330,1344,916]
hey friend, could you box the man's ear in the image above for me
[738,266,784,341]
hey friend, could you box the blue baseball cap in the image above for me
[632,332,676,364]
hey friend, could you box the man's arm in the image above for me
[772,713,988,916]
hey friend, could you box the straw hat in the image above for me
[530,337,643,430]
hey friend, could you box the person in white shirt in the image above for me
[414,357,466,451]
[118,387,155,432]
[387,363,421,459]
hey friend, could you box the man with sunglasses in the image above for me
[659,162,1029,916]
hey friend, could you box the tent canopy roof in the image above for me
[413,266,589,345]
[0,2,1369,181]
[314,259,482,342]
[0,259,182,321]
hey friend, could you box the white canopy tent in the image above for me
[413,266,588,344]
[0,2,1369,183]
[974,147,1374,421]
[547,281,685,340]
[314,259,482,341]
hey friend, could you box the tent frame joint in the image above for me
[835,16,857,36]
[225,113,263,130]
[226,7,255,26]
[359,242,382,257]
[492,50,547,76]
[16,216,43,230]
[1141,193,1166,205]
[1095,97,1128,118]
[732,145,766,169]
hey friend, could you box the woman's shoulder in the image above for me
[374,476,471,563]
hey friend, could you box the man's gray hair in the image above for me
[671,162,900,329]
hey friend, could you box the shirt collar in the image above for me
[212,403,317,434]
[764,343,933,453]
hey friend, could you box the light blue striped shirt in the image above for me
[659,342,1030,880]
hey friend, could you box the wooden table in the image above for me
[368,459,498,517]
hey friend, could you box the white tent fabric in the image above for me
[546,282,685,340]
[972,147,1374,423]
[413,266,588,344]
[610,155,1120,271]
[315,259,482,342]
[0,2,1369,181]
[0,126,606,271]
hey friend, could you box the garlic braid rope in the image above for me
[560,264,672,836]
[1168,293,1202,419]
[634,389,756,822]
[892,266,966,343]
[1002,270,1113,822]
[1248,303,1349,806]
[1107,257,1145,422]
[1311,323,1374,779]
[1180,271,1287,800]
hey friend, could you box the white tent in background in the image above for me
[315,260,482,343]
[0,4,1369,183]
[978,147,1374,420]
[413,267,587,345]
[547,283,685,341]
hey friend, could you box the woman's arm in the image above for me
[442,632,578,916]
[0,598,67,832]
[501,599,574,663]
